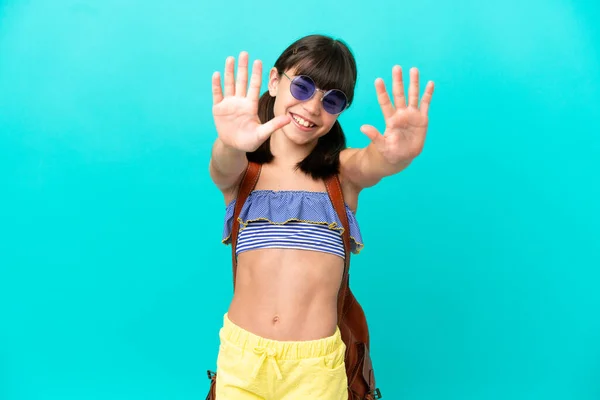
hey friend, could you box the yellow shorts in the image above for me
[215,313,348,400]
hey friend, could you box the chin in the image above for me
[282,125,322,146]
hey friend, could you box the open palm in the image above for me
[360,66,435,165]
[212,52,291,152]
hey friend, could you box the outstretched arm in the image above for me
[340,66,434,189]
[209,52,291,193]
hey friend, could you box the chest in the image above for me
[253,165,324,192]
[253,164,358,212]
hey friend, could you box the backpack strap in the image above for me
[230,161,261,290]
[324,174,352,325]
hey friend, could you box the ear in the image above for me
[268,67,280,97]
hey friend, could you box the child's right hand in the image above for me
[212,52,291,153]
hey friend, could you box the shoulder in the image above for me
[338,148,362,212]
[338,147,361,191]
[218,171,245,206]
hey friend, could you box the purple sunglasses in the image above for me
[282,72,349,115]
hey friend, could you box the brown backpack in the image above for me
[205,161,382,400]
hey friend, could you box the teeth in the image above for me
[292,114,315,128]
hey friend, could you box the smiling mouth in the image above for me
[290,113,317,128]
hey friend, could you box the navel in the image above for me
[272,315,280,324]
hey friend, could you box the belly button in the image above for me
[272,316,280,324]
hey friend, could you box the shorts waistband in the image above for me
[220,313,344,360]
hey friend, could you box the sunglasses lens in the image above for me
[323,90,348,114]
[290,76,315,101]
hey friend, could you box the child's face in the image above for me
[268,67,341,146]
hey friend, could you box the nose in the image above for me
[302,92,323,115]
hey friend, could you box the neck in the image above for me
[269,129,318,168]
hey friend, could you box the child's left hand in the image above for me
[360,66,435,165]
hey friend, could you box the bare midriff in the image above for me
[227,248,344,341]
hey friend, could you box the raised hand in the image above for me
[212,52,291,152]
[360,66,434,165]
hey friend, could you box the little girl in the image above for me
[208,34,434,399]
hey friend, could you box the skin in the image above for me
[209,51,434,341]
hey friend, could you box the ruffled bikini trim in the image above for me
[221,190,365,254]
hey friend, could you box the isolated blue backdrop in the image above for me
[1,0,599,399]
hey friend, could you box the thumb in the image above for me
[360,125,383,144]
[256,115,292,142]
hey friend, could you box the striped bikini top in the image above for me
[222,190,364,259]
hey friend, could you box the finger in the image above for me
[360,125,384,144]
[408,67,420,108]
[235,51,249,97]
[247,59,263,102]
[256,115,291,141]
[392,65,406,109]
[375,78,395,120]
[223,56,235,97]
[420,81,435,116]
[212,71,223,105]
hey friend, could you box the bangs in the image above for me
[277,38,357,105]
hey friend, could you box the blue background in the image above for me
[1,0,599,399]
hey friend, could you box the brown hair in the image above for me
[247,34,358,180]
